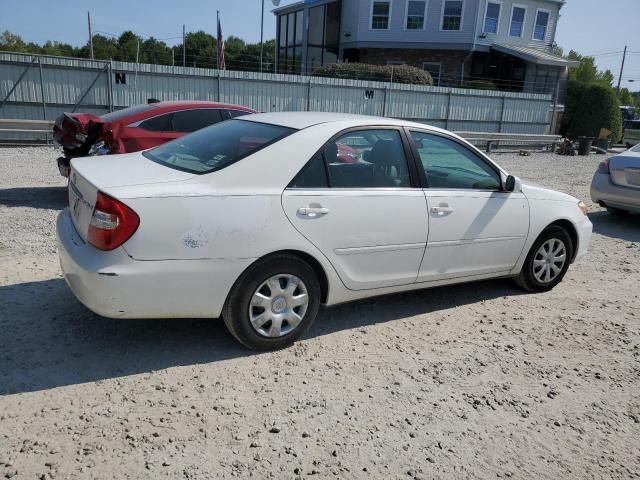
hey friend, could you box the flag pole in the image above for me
[216,10,220,70]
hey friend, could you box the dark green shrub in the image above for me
[464,79,497,90]
[565,82,622,141]
[312,63,433,86]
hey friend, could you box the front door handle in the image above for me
[430,205,455,216]
[297,206,329,217]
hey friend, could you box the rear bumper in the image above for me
[590,172,640,213]
[56,209,253,319]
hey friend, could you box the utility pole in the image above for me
[182,24,186,67]
[260,0,265,73]
[617,45,627,92]
[88,11,94,59]
[171,48,174,66]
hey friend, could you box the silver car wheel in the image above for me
[532,238,567,284]
[249,274,309,338]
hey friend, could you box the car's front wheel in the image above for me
[222,254,321,350]
[515,226,573,292]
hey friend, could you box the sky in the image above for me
[1,0,638,88]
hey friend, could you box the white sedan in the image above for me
[57,112,592,350]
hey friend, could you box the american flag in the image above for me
[217,11,225,70]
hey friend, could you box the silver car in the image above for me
[591,144,640,215]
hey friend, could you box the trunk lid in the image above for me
[609,154,640,189]
[53,112,106,156]
[68,152,195,241]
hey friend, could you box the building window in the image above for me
[307,1,342,70]
[422,62,441,86]
[371,1,391,29]
[406,1,426,30]
[442,0,463,31]
[509,5,526,37]
[277,10,304,73]
[483,2,501,34]
[533,9,550,41]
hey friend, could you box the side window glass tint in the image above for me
[139,113,173,132]
[410,131,501,190]
[291,154,329,188]
[324,129,410,188]
[171,109,223,133]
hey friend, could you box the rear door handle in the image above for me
[297,206,329,217]
[430,205,455,216]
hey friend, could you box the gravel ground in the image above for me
[0,147,638,480]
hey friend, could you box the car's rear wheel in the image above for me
[222,254,321,350]
[606,206,629,216]
[515,226,573,292]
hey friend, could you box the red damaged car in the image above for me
[53,101,256,177]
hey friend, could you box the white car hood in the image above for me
[521,181,579,203]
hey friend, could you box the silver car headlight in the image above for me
[577,201,588,215]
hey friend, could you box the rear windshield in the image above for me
[100,104,155,122]
[142,119,295,174]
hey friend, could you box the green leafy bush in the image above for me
[312,63,433,86]
[464,80,497,90]
[565,82,622,141]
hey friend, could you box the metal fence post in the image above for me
[307,78,311,111]
[37,57,47,120]
[445,90,452,130]
[499,95,506,133]
[217,71,222,102]
[107,61,114,112]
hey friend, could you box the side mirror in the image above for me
[504,175,516,192]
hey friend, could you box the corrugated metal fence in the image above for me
[0,52,552,135]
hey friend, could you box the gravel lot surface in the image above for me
[0,147,638,479]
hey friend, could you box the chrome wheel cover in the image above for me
[249,274,309,338]
[532,238,567,284]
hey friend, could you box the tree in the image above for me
[618,88,635,107]
[567,50,614,87]
[567,84,622,141]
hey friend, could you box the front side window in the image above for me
[406,1,426,30]
[143,120,294,174]
[371,1,390,29]
[483,2,501,34]
[171,109,223,133]
[510,6,526,37]
[291,129,411,188]
[533,10,549,41]
[410,131,501,190]
[442,0,463,31]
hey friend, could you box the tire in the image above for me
[222,254,321,350]
[515,226,574,293]
[606,206,629,216]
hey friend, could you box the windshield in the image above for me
[101,104,156,122]
[631,144,640,153]
[142,119,295,174]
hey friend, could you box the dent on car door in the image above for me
[408,130,529,282]
[281,128,429,291]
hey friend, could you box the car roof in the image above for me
[239,111,448,133]
[149,101,255,111]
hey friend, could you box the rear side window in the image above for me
[171,109,223,132]
[291,129,411,188]
[139,113,173,132]
[143,119,295,174]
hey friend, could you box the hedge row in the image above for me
[312,63,433,86]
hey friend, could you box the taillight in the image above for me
[597,159,610,174]
[87,192,140,251]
